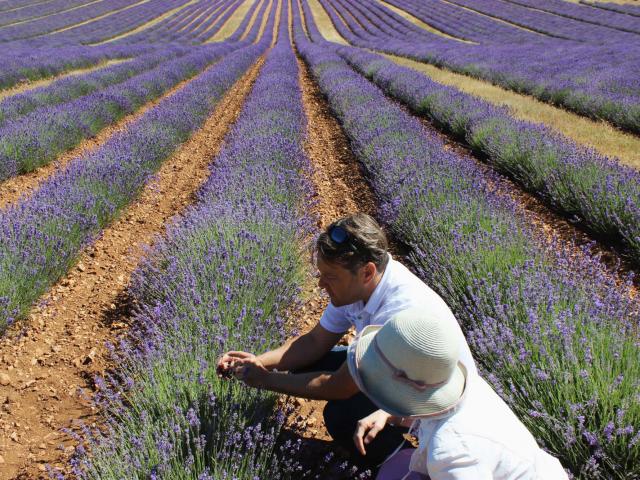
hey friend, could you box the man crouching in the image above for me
[216,213,476,466]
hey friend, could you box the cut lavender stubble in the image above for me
[294,6,640,478]
[72,9,319,479]
[0,41,262,332]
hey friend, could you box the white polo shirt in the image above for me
[320,255,477,376]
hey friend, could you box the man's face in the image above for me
[316,256,365,307]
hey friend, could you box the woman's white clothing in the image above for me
[408,373,569,480]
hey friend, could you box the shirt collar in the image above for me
[361,253,393,316]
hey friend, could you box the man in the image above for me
[216,213,476,465]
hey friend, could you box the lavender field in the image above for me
[0,0,637,479]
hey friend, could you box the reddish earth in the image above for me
[0,57,265,480]
[280,56,383,477]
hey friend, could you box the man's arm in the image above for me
[235,359,360,400]
[256,323,343,372]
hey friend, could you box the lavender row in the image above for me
[330,0,444,45]
[336,47,640,265]
[0,43,148,90]
[0,44,234,181]
[581,1,640,18]
[381,0,540,43]
[228,0,272,42]
[502,0,640,34]
[0,0,137,42]
[293,12,640,479]
[0,0,51,12]
[316,0,640,134]
[113,0,241,44]
[191,0,245,43]
[0,41,262,331]
[10,0,185,46]
[0,45,191,127]
[226,0,264,42]
[0,0,91,27]
[171,0,233,42]
[127,0,228,43]
[445,0,636,43]
[72,21,316,480]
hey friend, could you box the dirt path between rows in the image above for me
[0,56,265,480]
[0,69,210,210]
[282,55,380,477]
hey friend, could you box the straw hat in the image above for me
[347,308,467,417]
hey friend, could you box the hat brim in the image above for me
[348,326,467,418]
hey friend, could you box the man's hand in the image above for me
[216,351,256,379]
[353,409,392,456]
[233,357,269,388]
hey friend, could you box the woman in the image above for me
[347,308,568,480]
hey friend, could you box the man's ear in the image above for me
[362,262,377,283]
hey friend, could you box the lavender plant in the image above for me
[443,0,638,42]
[0,43,234,180]
[294,16,640,478]
[226,0,265,42]
[313,0,640,134]
[73,19,319,480]
[581,1,640,17]
[0,0,55,12]
[0,43,148,90]
[376,0,538,43]
[335,46,640,266]
[503,0,640,34]
[0,0,95,28]
[0,46,191,127]
[10,0,186,46]
[119,0,235,44]
[0,43,263,331]
[0,0,147,42]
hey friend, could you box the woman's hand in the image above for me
[353,409,392,455]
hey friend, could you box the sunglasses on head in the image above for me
[328,225,360,253]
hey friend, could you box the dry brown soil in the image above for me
[0,56,265,480]
[280,56,380,476]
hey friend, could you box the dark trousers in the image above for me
[295,347,409,467]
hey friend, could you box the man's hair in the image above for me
[316,213,389,274]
